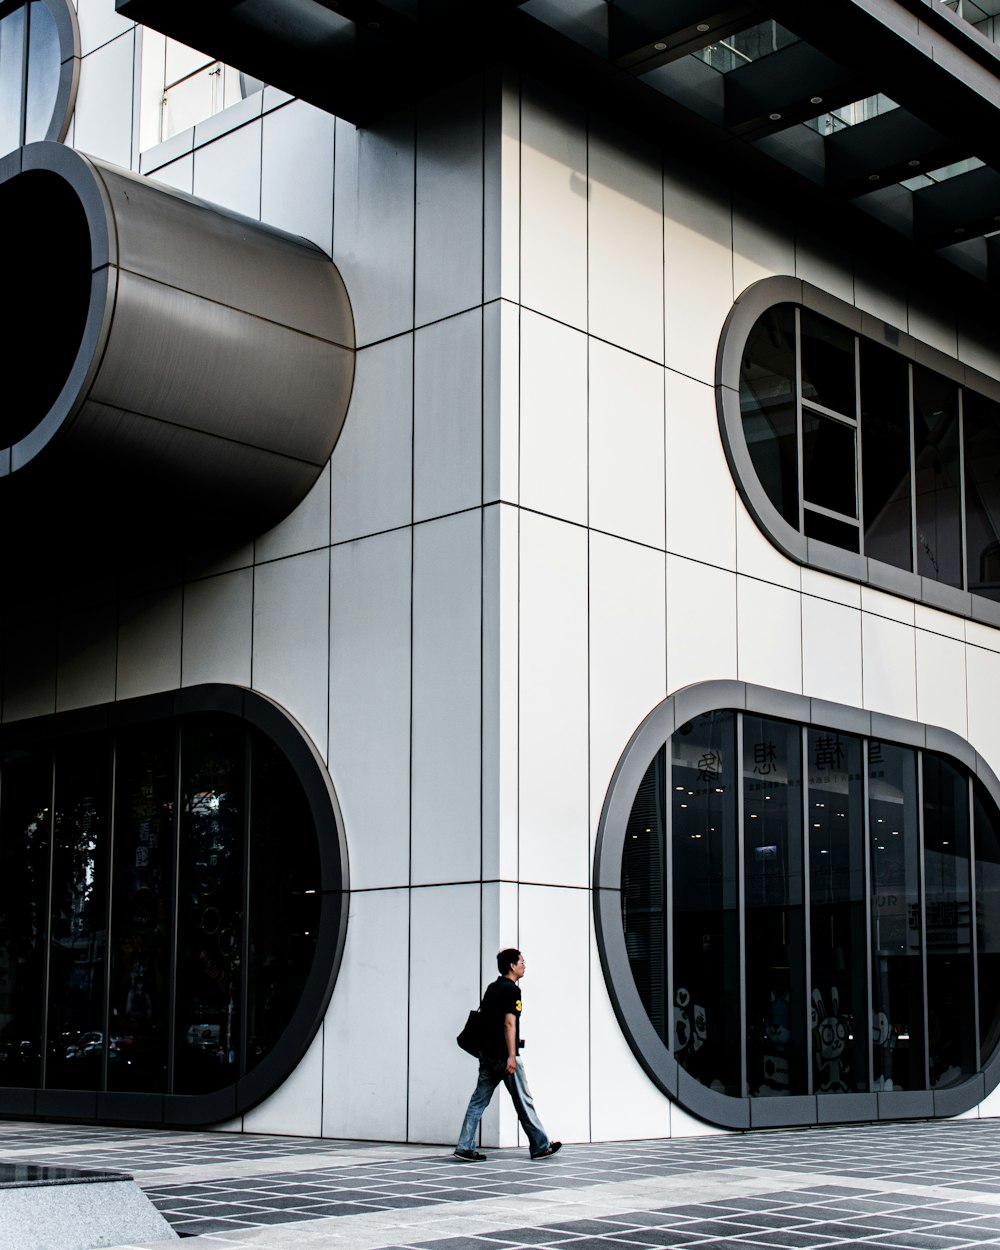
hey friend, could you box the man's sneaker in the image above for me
[453,1149,487,1161]
[531,1141,562,1160]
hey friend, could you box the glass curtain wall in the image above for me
[740,304,1000,603]
[0,713,323,1098]
[622,714,1000,1101]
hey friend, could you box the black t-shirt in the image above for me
[480,976,521,1060]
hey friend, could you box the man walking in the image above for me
[454,948,561,1161]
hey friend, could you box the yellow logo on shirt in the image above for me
[515,1000,522,1012]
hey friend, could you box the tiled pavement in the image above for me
[5,1119,1000,1249]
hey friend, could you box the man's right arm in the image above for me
[504,1013,517,1075]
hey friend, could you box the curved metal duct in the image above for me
[1,141,354,553]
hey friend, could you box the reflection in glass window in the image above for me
[735,300,1000,598]
[671,712,740,1095]
[622,750,667,1044]
[0,705,338,1116]
[869,743,923,1092]
[860,340,912,572]
[808,731,867,1094]
[620,710,1000,1108]
[963,392,1000,601]
[740,306,798,529]
[744,717,805,1097]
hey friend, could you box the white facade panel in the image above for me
[662,163,733,386]
[56,604,118,712]
[915,628,968,738]
[2,624,57,722]
[666,555,738,694]
[519,310,588,526]
[333,113,416,347]
[116,587,183,700]
[410,512,482,886]
[408,884,482,1144]
[322,887,410,1142]
[482,504,519,884]
[968,645,1000,774]
[518,512,590,889]
[415,80,484,326]
[261,101,335,253]
[735,500,802,592]
[251,549,331,759]
[73,30,136,168]
[192,120,263,219]
[589,533,667,846]
[794,229,854,305]
[589,339,665,550]
[329,529,412,893]
[731,196,794,298]
[520,81,588,331]
[588,122,664,364]
[243,1028,325,1138]
[801,595,863,706]
[77,0,135,56]
[517,884,591,1146]
[330,335,414,546]
[664,370,735,569]
[861,611,918,720]
[413,309,484,523]
[255,463,332,566]
[180,568,253,690]
[736,576,803,694]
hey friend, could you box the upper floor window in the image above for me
[138,31,263,152]
[0,0,79,156]
[718,277,1000,625]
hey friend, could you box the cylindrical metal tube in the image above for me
[1,141,355,552]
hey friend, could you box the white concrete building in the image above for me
[3,0,1000,1147]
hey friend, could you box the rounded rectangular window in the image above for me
[596,682,1000,1129]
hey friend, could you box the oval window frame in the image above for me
[593,679,1000,1130]
[0,0,81,149]
[716,276,1000,629]
[0,683,349,1128]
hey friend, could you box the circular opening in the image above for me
[2,169,91,448]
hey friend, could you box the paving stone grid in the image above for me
[5,1119,1000,1248]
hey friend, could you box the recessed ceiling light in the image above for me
[810,96,822,104]
[869,173,880,181]
[697,23,710,32]
[908,159,920,166]
[769,112,782,121]
[654,41,667,50]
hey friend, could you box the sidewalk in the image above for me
[3,1117,1000,1249]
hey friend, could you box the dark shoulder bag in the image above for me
[457,1001,484,1056]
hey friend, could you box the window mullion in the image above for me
[801,725,813,1098]
[795,308,805,537]
[917,750,930,1091]
[908,362,918,578]
[958,387,969,593]
[736,713,748,1098]
[969,776,980,1069]
[854,334,864,553]
[862,739,875,1094]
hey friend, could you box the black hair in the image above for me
[497,947,521,975]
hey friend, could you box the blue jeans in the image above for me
[456,1055,551,1156]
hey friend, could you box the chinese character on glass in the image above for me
[697,750,722,782]
[753,741,777,776]
[814,735,845,771]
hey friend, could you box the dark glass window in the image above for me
[963,392,1000,601]
[744,717,805,1097]
[974,779,1000,1067]
[808,731,867,1094]
[671,712,740,1096]
[913,367,963,588]
[0,695,341,1124]
[861,340,912,572]
[619,709,1000,1112]
[741,305,799,528]
[800,310,856,418]
[46,737,110,1092]
[621,750,667,1044]
[734,300,1000,606]
[923,753,976,1087]
[869,743,923,1092]
[0,745,51,1086]
[802,411,857,519]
